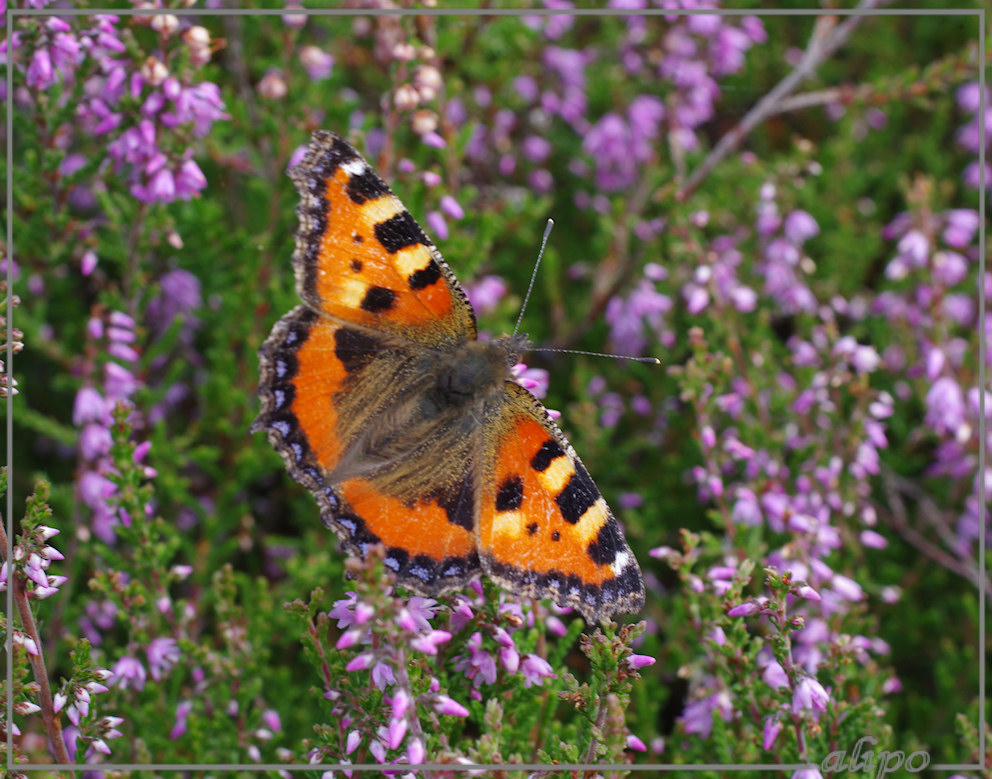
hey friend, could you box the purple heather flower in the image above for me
[583,113,637,192]
[627,653,656,670]
[345,653,375,672]
[627,734,647,752]
[514,75,539,102]
[439,194,464,221]
[368,738,386,763]
[80,249,98,276]
[103,360,139,399]
[679,690,732,739]
[113,655,147,690]
[629,94,665,145]
[147,268,202,338]
[390,689,411,721]
[763,718,782,750]
[26,47,55,90]
[464,275,507,315]
[371,661,395,689]
[434,694,469,717]
[171,700,193,739]
[932,250,969,286]
[511,363,549,399]
[336,627,364,650]
[731,490,762,526]
[541,46,588,124]
[528,168,554,194]
[792,676,829,713]
[147,637,180,681]
[925,376,966,435]
[942,208,980,248]
[605,278,672,356]
[299,45,334,81]
[783,210,819,243]
[73,387,109,425]
[829,574,864,602]
[422,131,446,149]
[329,592,362,627]
[522,135,552,164]
[727,600,761,617]
[619,491,643,509]
[410,630,451,656]
[455,632,497,687]
[426,211,448,241]
[407,737,425,765]
[519,653,555,688]
[762,660,789,690]
[387,718,407,750]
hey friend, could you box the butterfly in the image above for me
[252,130,644,622]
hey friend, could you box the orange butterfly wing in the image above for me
[289,130,476,345]
[478,382,645,622]
[253,132,481,593]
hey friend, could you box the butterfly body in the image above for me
[254,130,644,621]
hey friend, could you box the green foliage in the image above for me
[4,3,986,773]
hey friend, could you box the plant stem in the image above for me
[0,520,71,764]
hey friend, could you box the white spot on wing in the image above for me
[340,159,368,177]
[612,550,631,573]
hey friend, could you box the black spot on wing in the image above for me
[361,286,397,313]
[587,519,624,566]
[351,258,363,271]
[375,211,428,254]
[346,167,391,205]
[436,474,476,532]
[531,439,565,472]
[495,475,524,512]
[408,259,442,291]
[333,328,379,374]
[556,465,599,524]
[526,522,539,536]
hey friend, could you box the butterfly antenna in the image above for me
[529,347,661,365]
[512,218,555,338]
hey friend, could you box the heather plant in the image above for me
[2,3,988,778]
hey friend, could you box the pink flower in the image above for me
[112,656,147,690]
[147,637,180,681]
[434,694,469,717]
[763,717,782,749]
[792,676,830,713]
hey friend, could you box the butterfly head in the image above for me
[494,332,532,368]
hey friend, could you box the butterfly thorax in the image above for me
[434,334,530,408]
[325,334,528,504]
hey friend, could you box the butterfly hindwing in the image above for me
[477,382,645,622]
[253,305,483,595]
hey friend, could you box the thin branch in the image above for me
[678,0,889,202]
[0,520,70,764]
[879,466,991,597]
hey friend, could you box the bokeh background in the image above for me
[2,3,988,774]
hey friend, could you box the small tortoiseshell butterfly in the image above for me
[252,130,644,622]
